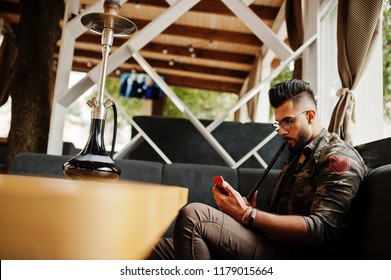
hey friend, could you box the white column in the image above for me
[302,0,319,92]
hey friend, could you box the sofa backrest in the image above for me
[355,137,391,170]
[129,116,288,169]
[0,142,7,172]
[8,152,164,184]
[349,164,391,259]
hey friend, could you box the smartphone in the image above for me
[213,175,229,195]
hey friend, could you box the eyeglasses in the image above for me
[272,110,308,132]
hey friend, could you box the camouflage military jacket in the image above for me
[268,129,367,246]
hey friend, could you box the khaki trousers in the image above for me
[149,202,294,260]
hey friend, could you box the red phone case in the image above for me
[213,175,224,186]
[213,175,229,194]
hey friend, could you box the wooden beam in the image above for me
[165,74,242,93]
[140,57,248,79]
[76,34,256,64]
[127,18,263,46]
[124,0,279,20]
[1,0,279,23]
[69,48,249,79]
[71,61,242,93]
[144,42,255,65]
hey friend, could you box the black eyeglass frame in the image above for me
[272,110,309,132]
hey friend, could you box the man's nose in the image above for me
[278,126,288,136]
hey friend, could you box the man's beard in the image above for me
[285,132,309,154]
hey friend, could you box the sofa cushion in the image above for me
[8,152,71,177]
[161,163,238,237]
[350,164,391,259]
[117,159,163,184]
[162,163,238,208]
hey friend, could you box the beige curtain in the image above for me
[328,0,382,145]
[285,0,303,80]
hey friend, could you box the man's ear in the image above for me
[307,110,316,124]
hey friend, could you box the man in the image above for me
[150,79,367,259]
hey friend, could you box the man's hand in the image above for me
[213,180,310,244]
[213,180,257,223]
[244,190,258,209]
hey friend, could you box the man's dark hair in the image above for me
[268,79,316,108]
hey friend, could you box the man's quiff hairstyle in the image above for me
[268,79,316,109]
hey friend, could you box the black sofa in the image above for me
[6,117,391,259]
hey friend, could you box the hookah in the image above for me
[63,0,136,181]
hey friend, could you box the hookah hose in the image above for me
[110,101,118,158]
[246,141,287,202]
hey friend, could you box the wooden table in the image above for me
[0,174,188,260]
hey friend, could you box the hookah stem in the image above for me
[97,27,113,106]
[97,0,119,105]
[246,141,287,202]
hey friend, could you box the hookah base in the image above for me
[63,158,121,182]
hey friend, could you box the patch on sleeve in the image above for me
[329,155,350,174]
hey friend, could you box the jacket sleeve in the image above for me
[303,144,367,246]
